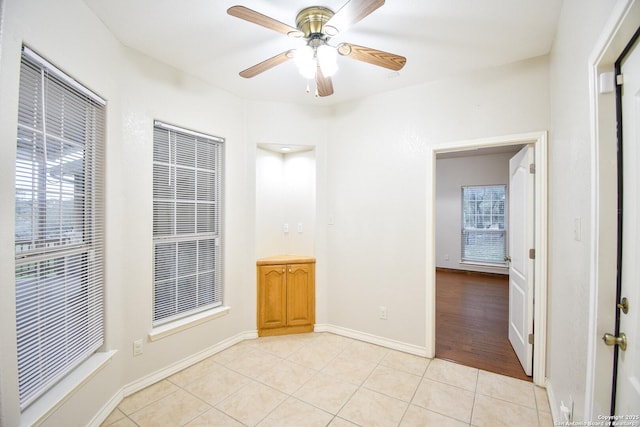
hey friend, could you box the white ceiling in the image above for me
[83,0,563,106]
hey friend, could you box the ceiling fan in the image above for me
[227,0,407,97]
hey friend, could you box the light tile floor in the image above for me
[102,333,553,427]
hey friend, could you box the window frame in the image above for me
[460,184,507,266]
[152,120,224,327]
[14,46,106,410]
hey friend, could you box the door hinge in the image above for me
[529,163,536,174]
[529,248,535,259]
[528,333,534,345]
[617,74,624,86]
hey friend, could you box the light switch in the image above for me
[297,223,303,233]
[283,223,289,233]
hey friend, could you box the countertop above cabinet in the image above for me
[256,254,316,265]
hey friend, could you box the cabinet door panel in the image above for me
[287,263,315,326]
[258,265,287,329]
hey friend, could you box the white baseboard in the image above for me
[122,330,257,396]
[88,330,258,427]
[314,323,428,357]
[89,326,427,426]
[89,389,123,427]
[545,380,560,424]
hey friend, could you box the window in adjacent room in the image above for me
[152,121,224,326]
[461,185,507,265]
[14,46,106,409]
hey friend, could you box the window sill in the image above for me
[148,306,231,342]
[460,261,507,268]
[20,350,117,427]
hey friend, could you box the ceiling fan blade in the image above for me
[324,0,385,35]
[337,43,406,71]
[227,6,303,37]
[239,51,294,78]
[316,66,334,97]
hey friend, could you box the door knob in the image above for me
[504,256,512,262]
[602,332,627,351]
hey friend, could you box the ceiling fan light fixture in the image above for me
[317,44,338,77]
[295,46,316,79]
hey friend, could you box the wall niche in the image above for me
[255,144,316,258]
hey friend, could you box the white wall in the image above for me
[325,56,550,348]
[436,153,513,274]
[282,151,317,256]
[546,0,625,420]
[256,148,287,256]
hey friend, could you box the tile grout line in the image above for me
[396,356,432,426]
[468,368,480,426]
[219,334,352,426]
[106,333,542,427]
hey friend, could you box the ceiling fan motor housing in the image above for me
[295,7,335,39]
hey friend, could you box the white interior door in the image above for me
[508,145,534,376]
[616,37,640,414]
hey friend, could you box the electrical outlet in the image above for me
[133,338,143,356]
[560,399,573,422]
[379,306,388,320]
[569,396,574,422]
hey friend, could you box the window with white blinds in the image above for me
[461,185,507,265]
[14,47,106,409]
[152,121,224,326]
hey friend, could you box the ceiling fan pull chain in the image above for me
[306,81,310,94]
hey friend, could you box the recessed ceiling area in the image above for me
[257,143,315,154]
[83,0,563,106]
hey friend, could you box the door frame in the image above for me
[586,0,640,418]
[426,131,548,387]
[612,26,640,416]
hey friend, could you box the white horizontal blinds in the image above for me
[152,122,223,325]
[461,185,506,264]
[15,48,105,409]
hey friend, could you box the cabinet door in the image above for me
[286,263,315,327]
[258,265,287,329]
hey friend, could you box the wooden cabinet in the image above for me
[257,255,315,337]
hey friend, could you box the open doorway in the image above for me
[426,132,548,387]
[435,145,529,380]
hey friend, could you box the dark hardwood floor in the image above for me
[435,268,531,382]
